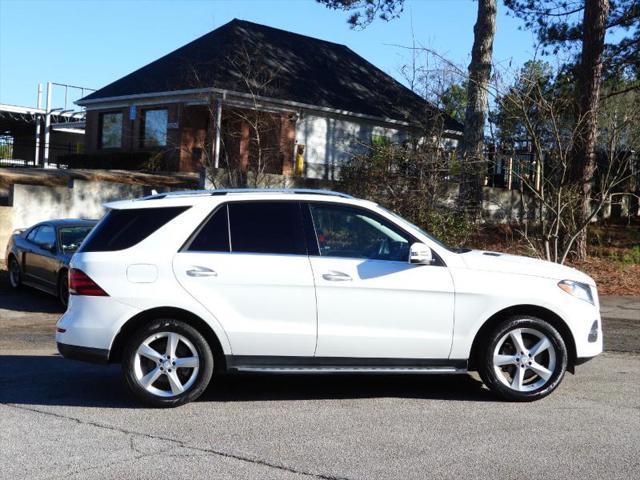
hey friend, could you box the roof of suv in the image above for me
[105,189,367,210]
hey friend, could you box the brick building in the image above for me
[77,19,462,179]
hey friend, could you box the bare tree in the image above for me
[458,0,497,218]
[494,62,637,263]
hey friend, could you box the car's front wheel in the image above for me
[122,319,214,407]
[478,316,568,401]
[8,256,22,289]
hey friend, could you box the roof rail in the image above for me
[140,188,354,201]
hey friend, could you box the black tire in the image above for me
[478,316,568,402]
[122,319,214,407]
[58,269,69,308]
[8,256,22,289]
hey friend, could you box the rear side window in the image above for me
[229,202,306,255]
[79,207,189,252]
[188,206,230,252]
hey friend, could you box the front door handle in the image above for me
[322,271,352,282]
[186,266,218,277]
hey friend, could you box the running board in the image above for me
[225,355,468,374]
[233,366,467,374]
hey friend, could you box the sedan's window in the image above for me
[187,206,230,252]
[26,227,40,243]
[59,226,94,254]
[229,202,306,255]
[309,204,411,261]
[34,225,56,248]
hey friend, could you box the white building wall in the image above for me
[295,113,409,180]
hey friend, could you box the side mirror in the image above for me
[409,242,433,265]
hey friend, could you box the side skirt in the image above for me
[225,356,468,374]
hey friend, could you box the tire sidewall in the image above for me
[58,269,69,307]
[122,319,214,407]
[8,257,21,288]
[481,316,568,401]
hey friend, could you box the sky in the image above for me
[0,0,538,110]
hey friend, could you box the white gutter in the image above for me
[76,87,423,129]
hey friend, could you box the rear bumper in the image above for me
[57,342,109,364]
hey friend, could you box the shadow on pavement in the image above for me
[0,355,494,408]
[0,270,64,314]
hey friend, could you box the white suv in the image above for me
[56,189,603,407]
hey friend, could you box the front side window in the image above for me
[309,204,411,261]
[99,112,123,148]
[34,225,56,248]
[141,109,168,147]
[79,207,189,252]
[228,202,306,255]
[26,227,40,243]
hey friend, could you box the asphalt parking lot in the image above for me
[1,273,639,480]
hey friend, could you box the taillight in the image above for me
[69,269,109,296]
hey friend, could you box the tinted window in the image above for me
[59,226,94,254]
[309,204,411,261]
[34,225,56,247]
[229,202,305,255]
[80,207,189,252]
[26,227,40,243]
[188,206,230,252]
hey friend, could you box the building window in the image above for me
[99,112,123,149]
[141,109,168,147]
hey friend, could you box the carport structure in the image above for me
[0,82,93,168]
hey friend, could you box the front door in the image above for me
[173,201,317,357]
[306,202,455,360]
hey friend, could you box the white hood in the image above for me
[460,250,595,285]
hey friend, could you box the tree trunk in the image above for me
[458,0,497,218]
[571,0,609,259]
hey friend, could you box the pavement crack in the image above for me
[2,403,353,480]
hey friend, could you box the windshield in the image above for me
[378,206,468,253]
[59,226,94,254]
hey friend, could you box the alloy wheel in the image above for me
[492,327,557,392]
[9,258,20,288]
[133,332,200,398]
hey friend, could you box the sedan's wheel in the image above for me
[58,270,69,307]
[122,319,214,407]
[479,316,568,401]
[8,257,21,289]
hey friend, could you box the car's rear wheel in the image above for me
[8,256,22,289]
[58,270,69,307]
[478,316,568,401]
[122,319,214,407]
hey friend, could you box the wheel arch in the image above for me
[108,307,227,372]
[467,304,577,373]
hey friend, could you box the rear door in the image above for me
[22,227,41,281]
[173,201,317,357]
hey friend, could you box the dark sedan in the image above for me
[5,219,97,306]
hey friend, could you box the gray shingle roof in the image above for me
[81,19,462,131]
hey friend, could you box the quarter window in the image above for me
[309,204,411,261]
[188,206,230,252]
[79,207,189,252]
[228,202,306,255]
[99,112,123,148]
[141,109,168,147]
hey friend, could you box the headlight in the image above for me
[558,280,594,305]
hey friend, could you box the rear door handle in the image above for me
[186,266,218,277]
[322,271,352,282]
